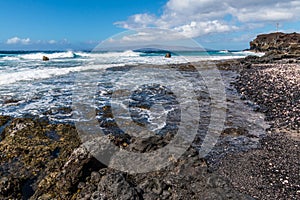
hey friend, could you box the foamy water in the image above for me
[0,50,262,122]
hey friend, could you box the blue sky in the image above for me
[1,0,299,50]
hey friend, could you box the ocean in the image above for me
[0,50,262,124]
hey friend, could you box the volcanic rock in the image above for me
[165,52,171,58]
[250,32,300,53]
[43,56,49,61]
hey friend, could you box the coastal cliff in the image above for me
[250,32,300,55]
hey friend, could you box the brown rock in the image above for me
[42,56,49,61]
[165,52,171,58]
[250,32,300,53]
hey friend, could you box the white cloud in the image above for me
[6,37,31,45]
[48,40,57,44]
[174,20,238,38]
[115,0,300,39]
[115,14,158,29]
[230,1,300,22]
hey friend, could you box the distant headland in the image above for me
[250,32,300,55]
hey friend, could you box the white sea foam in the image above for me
[19,51,76,60]
[219,50,229,53]
[0,63,124,85]
[232,50,265,57]
[0,50,261,86]
[1,56,20,61]
[0,49,267,123]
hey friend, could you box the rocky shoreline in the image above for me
[0,62,256,199]
[0,106,254,199]
[213,33,300,198]
[1,32,300,199]
[216,59,300,200]
[1,60,299,199]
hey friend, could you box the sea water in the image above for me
[0,50,262,124]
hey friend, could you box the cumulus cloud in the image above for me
[6,37,31,45]
[115,0,300,39]
[116,14,158,29]
[173,21,238,38]
[231,1,300,22]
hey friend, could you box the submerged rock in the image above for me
[0,116,10,127]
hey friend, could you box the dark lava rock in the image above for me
[0,116,11,137]
[0,117,81,199]
[71,147,251,200]
[97,173,141,200]
[216,59,243,71]
[0,115,253,199]
[0,116,11,127]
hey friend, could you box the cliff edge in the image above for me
[250,32,300,55]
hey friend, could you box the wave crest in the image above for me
[19,51,76,60]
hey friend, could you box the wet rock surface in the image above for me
[200,69,269,170]
[0,116,11,127]
[0,117,81,199]
[0,117,252,199]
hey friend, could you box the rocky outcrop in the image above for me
[250,32,300,55]
[240,32,300,64]
[67,147,250,200]
[165,52,171,58]
[0,118,81,199]
[43,56,49,61]
[0,116,253,199]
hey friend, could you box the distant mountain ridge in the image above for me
[94,44,210,52]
